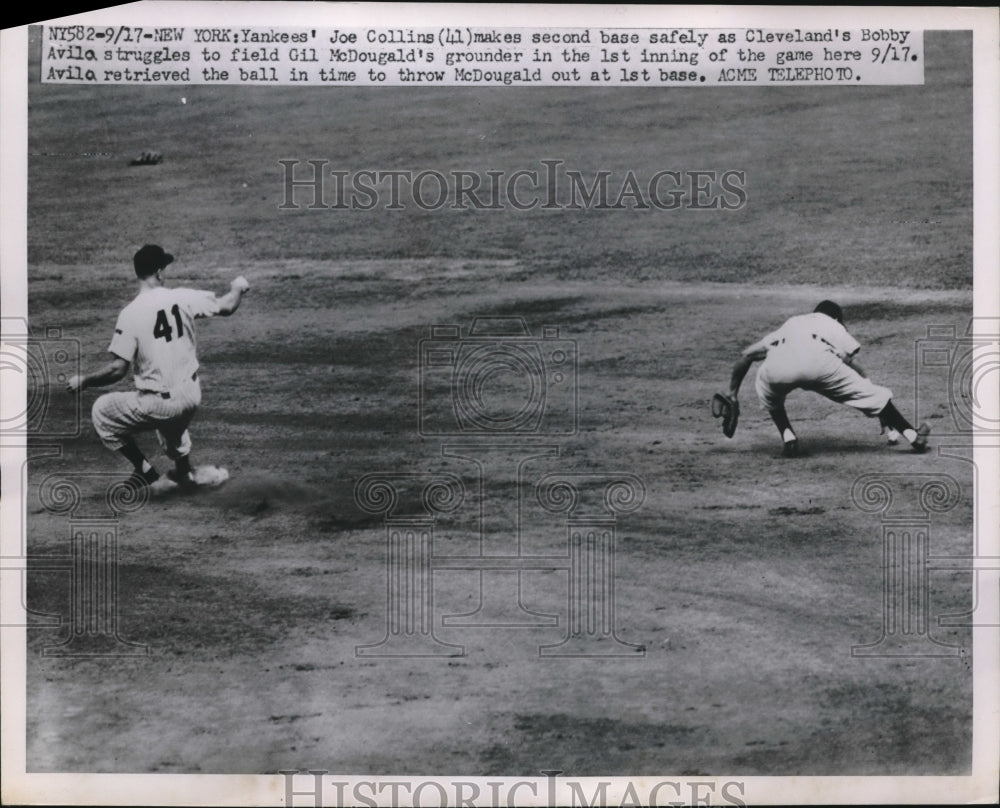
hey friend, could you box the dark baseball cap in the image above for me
[814,300,844,323]
[133,244,174,278]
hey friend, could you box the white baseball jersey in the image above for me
[751,312,860,379]
[750,313,890,415]
[108,286,220,392]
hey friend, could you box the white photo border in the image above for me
[2,3,998,805]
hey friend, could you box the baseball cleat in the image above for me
[129,468,160,488]
[911,423,931,453]
[166,468,198,490]
[782,439,800,458]
[882,426,900,445]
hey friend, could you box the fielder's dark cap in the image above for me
[814,300,844,323]
[133,244,174,278]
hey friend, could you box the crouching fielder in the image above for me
[66,245,249,487]
[728,300,929,457]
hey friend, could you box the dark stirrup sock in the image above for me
[118,441,158,481]
[878,401,915,434]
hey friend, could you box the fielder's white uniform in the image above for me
[749,312,891,415]
[92,286,220,458]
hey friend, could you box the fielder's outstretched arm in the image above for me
[729,343,767,397]
[215,276,250,316]
[66,356,130,393]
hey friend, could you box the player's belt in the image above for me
[141,372,198,400]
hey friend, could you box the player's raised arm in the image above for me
[215,276,250,316]
[66,356,130,393]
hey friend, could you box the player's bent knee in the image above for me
[91,395,128,450]
[92,423,125,450]
[91,395,112,433]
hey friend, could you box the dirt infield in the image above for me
[25,271,973,775]
[23,29,974,777]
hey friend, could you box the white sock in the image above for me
[903,428,917,443]
[140,459,152,473]
[782,429,796,443]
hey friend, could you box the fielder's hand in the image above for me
[711,392,740,438]
[232,276,250,293]
[66,374,84,394]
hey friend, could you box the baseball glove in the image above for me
[711,393,740,438]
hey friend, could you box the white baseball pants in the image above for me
[755,359,892,417]
[92,375,202,459]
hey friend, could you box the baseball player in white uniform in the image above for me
[67,245,249,487]
[728,300,930,457]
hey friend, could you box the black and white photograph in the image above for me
[1,4,998,806]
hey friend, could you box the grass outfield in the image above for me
[23,30,974,776]
[28,32,970,287]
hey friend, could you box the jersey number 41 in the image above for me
[153,305,185,342]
